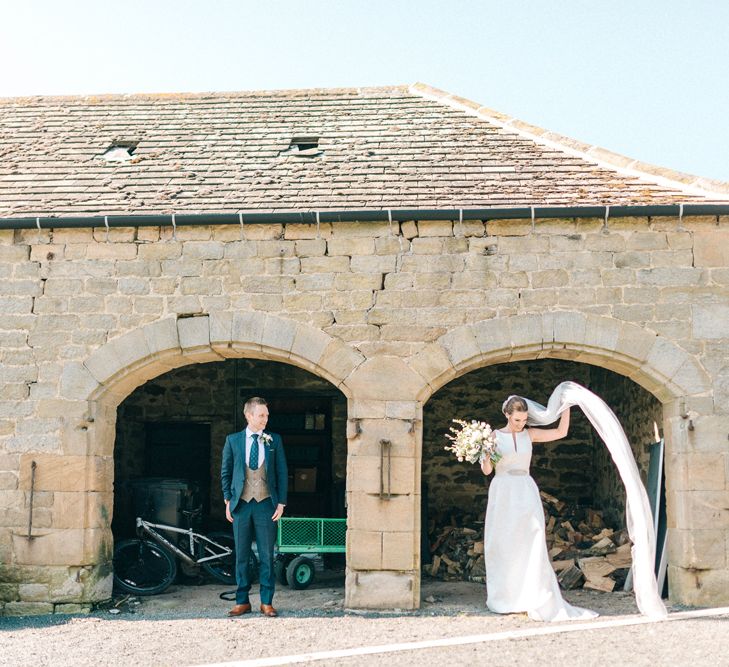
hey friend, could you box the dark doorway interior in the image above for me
[144,422,211,514]
[262,395,336,518]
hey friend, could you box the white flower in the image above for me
[445,418,502,466]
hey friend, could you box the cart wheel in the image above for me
[286,556,315,590]
[274,556,289,586]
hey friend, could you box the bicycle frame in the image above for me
[135,517,232,567]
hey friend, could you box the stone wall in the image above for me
[1,215,728,613]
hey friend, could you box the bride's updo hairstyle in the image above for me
[502,395,528,415]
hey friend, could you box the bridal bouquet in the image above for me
[445,419,501,465]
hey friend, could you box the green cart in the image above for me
[275,517,346,589]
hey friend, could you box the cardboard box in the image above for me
[294,468,317,493]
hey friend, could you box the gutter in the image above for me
[0,205,727,230]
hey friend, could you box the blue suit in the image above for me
[221,430,288,605]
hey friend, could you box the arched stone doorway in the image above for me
[113,358,349,539]
[422,358,662,591]
[408,312,716,606]
[56,312,361,603]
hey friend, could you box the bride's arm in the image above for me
[481,457,493,475]
[529,407,570,443]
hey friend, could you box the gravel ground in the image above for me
[1,574,727,667]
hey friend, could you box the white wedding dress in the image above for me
[484,428,598,621]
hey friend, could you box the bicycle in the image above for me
[113,508,256,595]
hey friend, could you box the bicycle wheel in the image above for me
[200,531,236,584]
[113,538,177,595]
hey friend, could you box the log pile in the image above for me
[427,491,632,592]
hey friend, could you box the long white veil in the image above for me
[524,381,667,619]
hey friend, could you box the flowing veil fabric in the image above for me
[524,381,667,619]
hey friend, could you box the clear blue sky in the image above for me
[2,1,728,182]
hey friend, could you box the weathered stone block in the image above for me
[347,456,415,495]
[327,237,375,256]
[283,223,331,240]
[345,356,424,401]
[385,401,420,420]
[241,224,283,240]
[54,603,92,614]
[348,492,415,533]
[290,325,331,367]
[208,311,233,350]
[374,236,405,255]
[3,601,54,615]
[410,237,443,254]
[416,220,452,237]
[683,416,729,452]
[177,315,210,351]
[11,528,106,565]
[408,345,454,397]
[397,221,417,239]
[692,304,729,339]
[669,564,729,606]
[19,455,111,493]
[693,231,729,267]
[346,530,381,570]
[317,340,365,386]
[671,489,729,530]
[18,583,49,602]
[255,240,295,258]
[345,569,417,609]
[231,311,265,350]
[350,255,397,273]
[85,243,137,260]
[333,273,382,291]
[668,528,727,569]
[382,531,417,570]
[438,325,480,368]
[331,221,390,238]
[261,314,297,354]
[294,239,327,256]
[181,241,224,260]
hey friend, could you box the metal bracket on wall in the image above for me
[26,460,37,539]
[379,438,392,500]
[347,418,362,439]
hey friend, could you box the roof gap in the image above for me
[280,136,323,158]
[101,140,139,162]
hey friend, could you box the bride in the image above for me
[481,395,598,621]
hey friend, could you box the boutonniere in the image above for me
[260,433,273,447]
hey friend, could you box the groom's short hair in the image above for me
[244,396,268,416]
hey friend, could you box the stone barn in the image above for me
[0,83,728,615]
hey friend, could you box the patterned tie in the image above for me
[249,433,259,470]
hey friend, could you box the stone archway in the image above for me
[48,312,364,604]
[406,311,720,606]
[408,311,711,403]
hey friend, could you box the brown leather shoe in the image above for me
[260,604,278,617]
[228,603,252,617]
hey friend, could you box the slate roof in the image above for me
[0,83,727,218]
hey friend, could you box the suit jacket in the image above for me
[221,430,288,514]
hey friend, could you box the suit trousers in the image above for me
[231,497,277,605]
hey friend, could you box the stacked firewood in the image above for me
[427,491,632,592]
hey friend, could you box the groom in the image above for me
[221,396,288,617]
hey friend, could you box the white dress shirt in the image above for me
[245,427,266,468]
